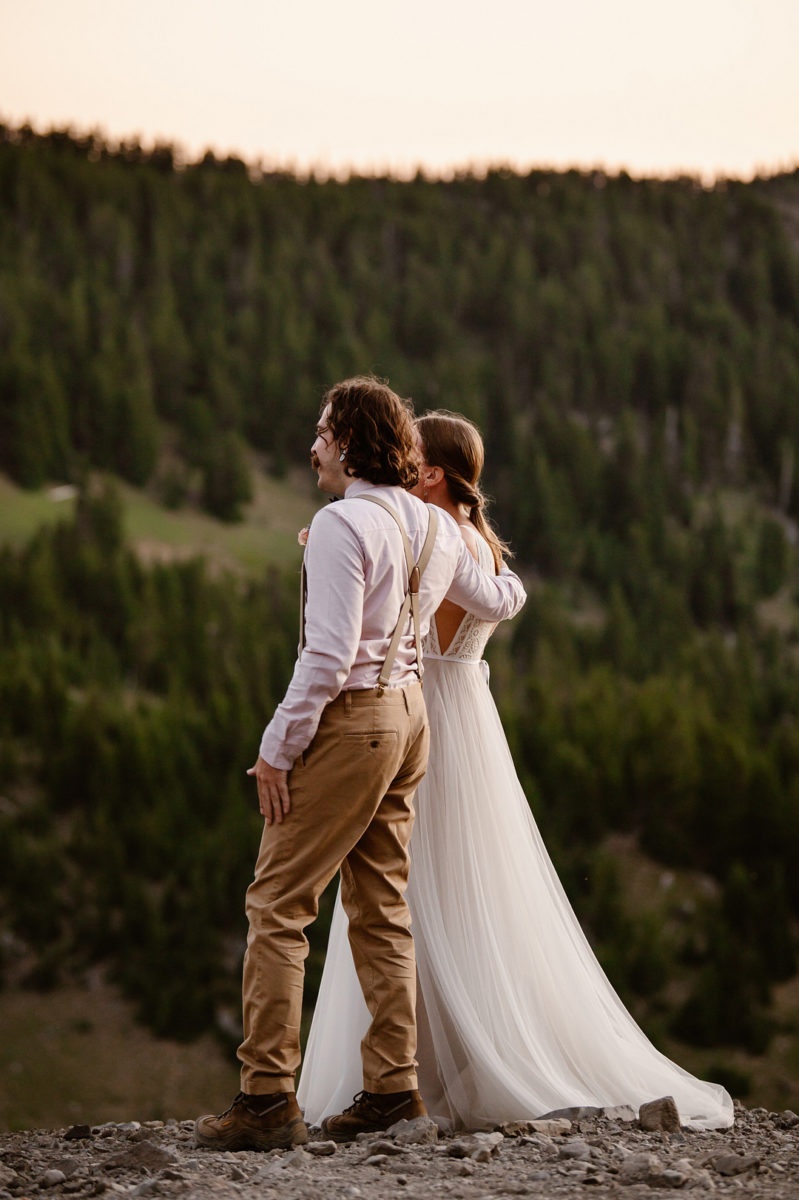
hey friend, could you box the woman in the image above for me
[297,411,733,1133]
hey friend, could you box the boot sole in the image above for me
[320,1118,395,1143]
[195,1116,308,1151]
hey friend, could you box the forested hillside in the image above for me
[2,124,799,1108]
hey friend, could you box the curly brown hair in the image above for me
[323,376,420,489]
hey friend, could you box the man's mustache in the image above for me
[310,451,320,471]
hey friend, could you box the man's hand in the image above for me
[247,756,291,825]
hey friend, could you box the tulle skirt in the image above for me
[297,658,733,1132]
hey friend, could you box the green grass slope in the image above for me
[0,468,322,574]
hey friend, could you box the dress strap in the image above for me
[357,496,438,691]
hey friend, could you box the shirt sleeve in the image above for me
[445,540,527,620]
[259,507,365,770]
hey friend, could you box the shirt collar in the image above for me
[344,478,382,499]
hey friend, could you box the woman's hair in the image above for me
[415,410,510,572]
[323,376,419,489]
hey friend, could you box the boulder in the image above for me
[387,1115,439,1145]
[639,1096,681,1132]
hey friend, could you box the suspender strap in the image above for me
[298,499,439,691]
[359,496,438,691]
[300,561,308,651]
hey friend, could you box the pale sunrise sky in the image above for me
[2,0,798,180]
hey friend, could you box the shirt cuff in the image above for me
[259,730,296,772]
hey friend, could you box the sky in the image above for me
[2,0,798,181]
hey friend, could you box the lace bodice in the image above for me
[425,534,496,664]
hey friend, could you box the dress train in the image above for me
[297,540,733,1132]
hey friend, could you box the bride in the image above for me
[298,411,733,1133]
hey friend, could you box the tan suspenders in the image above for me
[299,497,439,693]
[360,496,439,691]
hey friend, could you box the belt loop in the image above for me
[344,690,352,715]
[402,687,411,714]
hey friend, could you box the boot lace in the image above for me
[343,1090,379,1116]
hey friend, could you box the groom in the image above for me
[195,376,526,1150]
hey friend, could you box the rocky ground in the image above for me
[1,1099,797,1200]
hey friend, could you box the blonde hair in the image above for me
[415,410,510,572]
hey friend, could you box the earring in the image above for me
[339,451,346,462]
[423,486,429,502]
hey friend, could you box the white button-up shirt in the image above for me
[260,478,526,769]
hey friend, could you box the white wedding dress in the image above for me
[297,536,733,1132]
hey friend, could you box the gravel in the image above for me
[0,1100,797,1199]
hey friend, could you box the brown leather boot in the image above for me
[321,1089,427,1142]
[194,1091,308,1151]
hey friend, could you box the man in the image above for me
[195,377,526,1150]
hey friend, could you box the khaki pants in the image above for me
[238,682,429,1095]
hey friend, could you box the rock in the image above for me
[104,1140,178,1170]
[254,1161,288,1182]
[470,1133,503,1162]
[660,1167,691,1187]
[364,1139,404,1155]
[40,1157,78,1179]
[777,1109,799,1129]
[448,1137,476,1158]
[447,1131,503,1160]
[0,1165,17,1187]
[41,1169,68,1187]
[282,1146,310,1168]
[64,1124,92,1141]
[558,1139,592,1160]
[602,1104,637,1122]
[539,1106,604,1122]
[387,1115,439,1144]
[529,1118,572,1136]
[618,1151,664,1184]
[473,1131,503,1151]
[364,1153,390,1166]
[130,1182,160,1198]
[458,1160,476,1176]
[522,1131,556,1148]
[710,1152,760,1176]
[306,1139,338,1155]
[639,1096,681,1132]
[496,1120,537,1137]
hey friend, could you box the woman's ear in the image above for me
[425,465,445,488]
